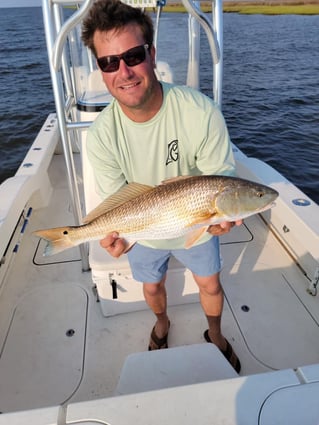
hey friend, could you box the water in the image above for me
[221,14,319,202]
[0,7,54,182]
[0,8,318,203]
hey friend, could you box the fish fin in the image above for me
[185,227,210,249]
[33,227,75,256]
[83,182,154,224]
[185,212,216,227]
[123,241,136,253]
[161,175,194,185]
[184,212,216,248]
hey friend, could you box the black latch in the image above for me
[110,278,118,299]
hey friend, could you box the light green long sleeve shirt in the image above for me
[86,82,235,249]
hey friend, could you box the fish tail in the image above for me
[33,226,77,256]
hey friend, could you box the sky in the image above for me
[0,0,41,7]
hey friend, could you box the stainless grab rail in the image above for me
[42,0,92,271]
[52,0,93,71]
[181,0,223,106]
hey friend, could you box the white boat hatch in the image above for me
[0,284,87,412]
[259,382,319,425]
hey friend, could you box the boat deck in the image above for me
[0,152,318,415]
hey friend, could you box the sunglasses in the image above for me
[97,44,149,73]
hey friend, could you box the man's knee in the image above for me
[193,273,222,296]
[143,279,165,297]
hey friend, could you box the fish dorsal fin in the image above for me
[161,175,194,185]
[83,182,154,224]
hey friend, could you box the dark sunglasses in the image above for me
[97,44,149,73]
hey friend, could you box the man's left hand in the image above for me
[207,220,243,236]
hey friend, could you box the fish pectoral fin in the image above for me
[123,241,136,253]
[185,212,216,227]
[83,182,154,224]
[185,227,210,249]
[184,213,216,249]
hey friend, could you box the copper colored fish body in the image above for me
[34,175,278,256]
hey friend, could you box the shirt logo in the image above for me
[166,140,179,165]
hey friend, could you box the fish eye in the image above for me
[256,191,264,198]
[63,230,68,235]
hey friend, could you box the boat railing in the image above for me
[42,0,224,271]
[0,115,59,285]
[183,0,222,104]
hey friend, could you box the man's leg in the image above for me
[194,272,241,372]
[143,276,170,350]
[126,243,172,350]
[173,238,226,348]
[193,272,226,351]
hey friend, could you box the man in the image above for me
[82,0,241,372]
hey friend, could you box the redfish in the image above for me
[34,175,278,256]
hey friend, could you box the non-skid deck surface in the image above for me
[0,284,87,412]
[221,217,319,370]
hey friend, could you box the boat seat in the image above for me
[115,343,238,395]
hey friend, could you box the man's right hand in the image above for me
[100,232,128,258]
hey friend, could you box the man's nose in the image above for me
[118,58,134,76]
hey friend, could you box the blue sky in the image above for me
[0,0,41,6]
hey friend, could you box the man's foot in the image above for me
[204,329,241,373]
[148,320,170,350]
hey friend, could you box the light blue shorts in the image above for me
[126,236,221,283]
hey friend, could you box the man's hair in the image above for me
[82,0,154,57]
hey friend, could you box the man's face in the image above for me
[94,23,160,120]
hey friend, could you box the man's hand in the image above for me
[207,220,243,236]
[100,232,128,258]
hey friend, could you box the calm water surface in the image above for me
[0,8,318,203]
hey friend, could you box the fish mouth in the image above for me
[257,201,277,213]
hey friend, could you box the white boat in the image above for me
[0,0,318,423]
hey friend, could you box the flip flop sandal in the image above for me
[148,321,170,351]
[204,329,241,373]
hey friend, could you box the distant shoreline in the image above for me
[159,1,319,15]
